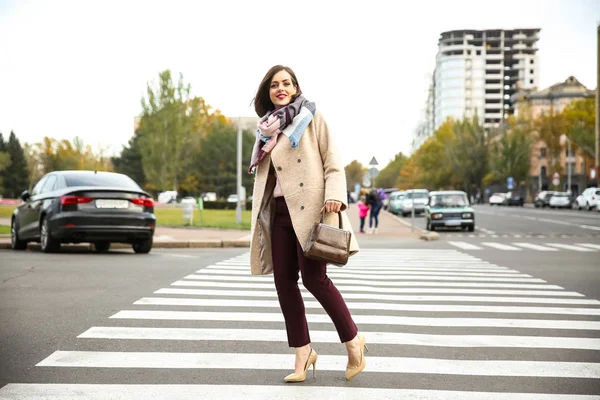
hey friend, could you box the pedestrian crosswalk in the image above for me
[448,241,600,252]
[1,249,599,398]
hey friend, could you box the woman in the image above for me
[249,65,367,382]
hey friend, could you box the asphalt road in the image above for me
[397,204,600,237]
[1,227,599,398]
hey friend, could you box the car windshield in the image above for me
[430,194,468,207]
[64,173,141,190]
[405,192,428,199]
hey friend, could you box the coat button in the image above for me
[277,166,282,171]
[300,206,305,210]
[297,158,301,163]
[299,183,304,187]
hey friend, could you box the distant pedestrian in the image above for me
[366,188,382,234]
[358,196,369,233]
[248,65,366,383]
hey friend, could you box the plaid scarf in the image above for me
[248,96,316,174]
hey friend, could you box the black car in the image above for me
[504,191,524,206]
[11,170,155,253]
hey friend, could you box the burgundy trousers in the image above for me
[271,197,358,347]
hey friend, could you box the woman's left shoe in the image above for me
[345,335,368,381]
[284,348,318,383]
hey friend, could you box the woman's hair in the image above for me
[253,65,302,117]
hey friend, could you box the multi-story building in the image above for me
[415,28,541,147]
[512,76,596,194]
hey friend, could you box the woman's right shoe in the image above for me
[284,349,318,383]
[345,335,368,381]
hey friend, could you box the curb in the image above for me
[0,240,250,251]
[419,231,440,241]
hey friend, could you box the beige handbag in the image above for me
[304,211,351,266]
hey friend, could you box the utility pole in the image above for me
[596,21,599,185]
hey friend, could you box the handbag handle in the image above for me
[319,210,344,229]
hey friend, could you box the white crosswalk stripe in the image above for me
[448,241,600,252]
[2,249,600,398]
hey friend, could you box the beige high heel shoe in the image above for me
[284,348,318,383]
[345,335,368,381]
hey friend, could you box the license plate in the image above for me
[96,199,129,209]
[445,220,461,226]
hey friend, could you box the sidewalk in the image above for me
[0,205,422,250]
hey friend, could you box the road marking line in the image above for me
[1,384,597,400]
[545,243,596,252]
[436,241,482,250]
[151,289,597,305]
[133,298,600,315]
[512,243,558,252]
[580,225,600,231]
[158,285,581,297]
[205,268,528,278]
[186,272,543,283]
[110,310,600,330]
[36,351,600,378]
[79,327,600,350]
[173,278,558,289]
[481,243,522,251]
[576,243,600,250]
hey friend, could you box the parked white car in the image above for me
[548,192,571,208]
[227,194,239,203]
[576,187,599,210]
[489,193,506,205]
[399,189,429,217]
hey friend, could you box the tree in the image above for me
[446,115,489,193]
[562,98,595,158]
[112,131,146,189]
[344,160,366,191]
[490,113,534,188]
[535,106,566,173]
[3,131,29,198]
[138,70,197,192]
[0,133,11,194]
[395,157,420,190]
[413,120,456,190]
[377,153,408,189]
[193,121,255,197]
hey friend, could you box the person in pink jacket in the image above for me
[358,196,370,233]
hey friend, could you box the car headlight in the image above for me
[462,213,473,218]
[432,213,443,220]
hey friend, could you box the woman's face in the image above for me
[269,70,297,109]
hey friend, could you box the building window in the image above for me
[530,79,534,84]
[530,59,534,64]
[540,148,547,158]
[476,50,481,55]
[530,69,534,74]
[541,166,547,176]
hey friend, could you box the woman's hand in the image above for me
[321,200,342,213]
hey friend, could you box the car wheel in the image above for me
[40,217,60,253]
[586,202,592,211]
[426,220,432,231]
[94,241,111,253]
[11,218,27,250]
[402,212,408,217]
[132,238,153,254]
[468,225,475,232]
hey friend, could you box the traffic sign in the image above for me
[507,177,514,190]
[552,172,560,186]
[362,174,371,187]
[369,167,379,179]
[368,157,379,166]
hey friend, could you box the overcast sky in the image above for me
[0,0,598,167]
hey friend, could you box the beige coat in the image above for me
[249,111,359,275]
